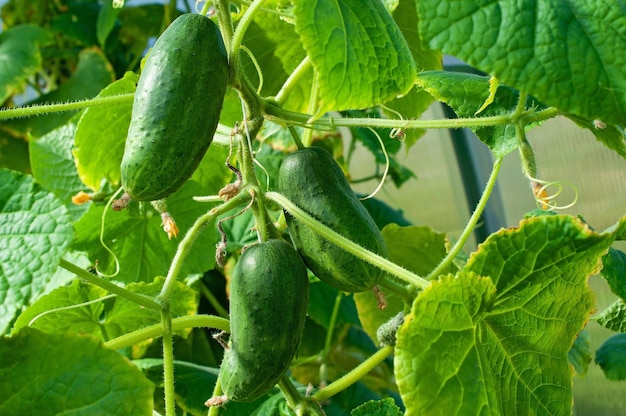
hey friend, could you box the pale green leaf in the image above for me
[568,115,626,160]
[72,180,219,283]
[30,122,90,221]
[396,214,617,416]
[0,25,52,103]
[355,224,451,342]
[97,0,121,46]
[293,0,416,115]
[595,298,626,333]
[416,0,626,126]
[416,71,545,158]
[596,333,626,381]
[351,398,402,416]
[74,71,137,191]
[0,328,154,415]
[0,169,73,334]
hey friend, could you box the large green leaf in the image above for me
[595,298,626,333]
[293,0,416,116]
[351,398,402,416]
[0,328,154,415]
[0,169,73,334]
[0,25,52,103]
[595,333,626,381]
[72,180,219,283]
[395,214,619,416]
[74,71,137,191]
[416,0,626,126]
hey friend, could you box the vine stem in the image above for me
[0,93,134,120]
[59,259,161,311]
[275,56,312,105]
[230,0,268,61]
[265,192,429,289]
[263,103,561,131]
[426,157,504,281]
[313,346,394,402]
[104,315,230,350]
[161,305,176,416]
[157,190,252,303]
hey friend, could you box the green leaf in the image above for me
[6,48,115,137]
[0,328,154,415]
[351,397,402,416]
[416,0,626,126]
[0,25,52,103]
[355,225,452,342]
[0,129,29,172]
[0,169,73,334]
[12,278,107,337]
[293,0,416,116]
[568,329,592,377]
[97,0,121,47]
[74,71,136,191]
[601,248,626,300]
[358,196,411,229]
[396,214,617,416]
[382,0,442,147]
[30,121,90,221]
[595,298,626,332]
[416,71,545,158]
[568,115,626,160]
[596,333,626,381]
[72,180,219,283]
[308,282,360,329]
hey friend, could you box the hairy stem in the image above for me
[265,192,430,289]
[158,191,252,302]
[104,315,230,350]
[0,93,134,120]
[426,157,504,281]
[161,305,176,416]
[59,259,161,311]
[275,56,312,105]
[313,346,394,402]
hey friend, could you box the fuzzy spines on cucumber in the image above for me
[219,239,309,402]
[121,13,228,201]
[278,146,388,293]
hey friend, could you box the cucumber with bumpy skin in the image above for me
[278,146,388,293]
[121,13,228,201]
[219,239,309,402]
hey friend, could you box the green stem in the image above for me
[323,292,343,357]
[278,375,304,410]
[275,56,312,105]
[265,192,429,289]
[230,0,268,61]
[104,315,230,350]
[212,0,234,56]
[263,103,561,131]
[377,277,417,305]
[208,377,223,416]
[0,93,134,120]
[313,346,394,402]
[426,157,504,281]
[158,191,252,303]
[59,259,161,311]
[199,282,229,318]
[161,305,176,416]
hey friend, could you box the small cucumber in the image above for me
[278,146,388,293]
[219,239,309,402]
[121,13,228,201]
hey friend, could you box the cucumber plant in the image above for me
[1,1,625,416]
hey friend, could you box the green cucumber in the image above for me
[121,13,228,201]
[219,239,309,402]
[278,146,388,293]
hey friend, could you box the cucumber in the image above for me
[121,13,228,201]
[278,146,388,293]
[219,239,309,402]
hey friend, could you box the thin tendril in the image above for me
[240,45,264,94]
[359,128,389,201]
[379,103,406,141]
[97,187,123,278]
[28,294,116,327]
[530,177,579,210]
